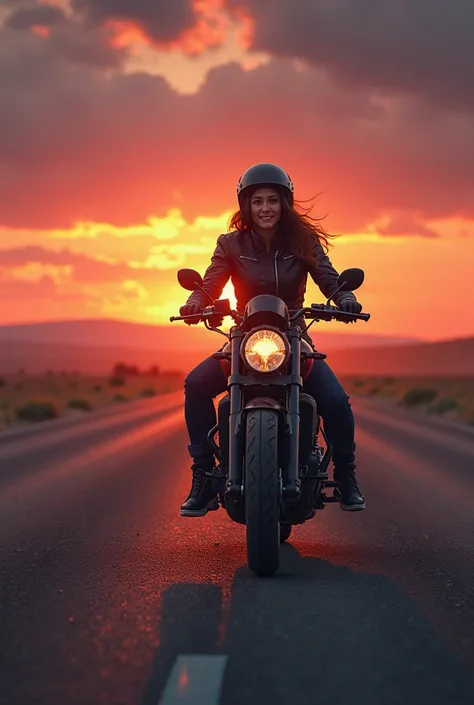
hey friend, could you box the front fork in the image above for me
[226,329,244,498]
[284,329,303,499]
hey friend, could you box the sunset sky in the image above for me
[1,0,473,340]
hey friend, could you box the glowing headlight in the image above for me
[243,329,287,372]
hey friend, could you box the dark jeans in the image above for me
[184,355,356,475]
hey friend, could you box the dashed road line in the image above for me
[158,655,228,705]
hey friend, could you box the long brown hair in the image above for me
[228,186,337,267]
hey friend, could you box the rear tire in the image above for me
[245,409,280,576]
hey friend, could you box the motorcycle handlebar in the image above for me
[332,310,371,322]
[169,314,196,321]
[170,305,370,324]
[169,310,242,323]
[289,306,370,322]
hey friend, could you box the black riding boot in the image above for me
[333,462,365,511]
[180,465,219,517]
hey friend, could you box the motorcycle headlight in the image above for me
[242,329,288,373]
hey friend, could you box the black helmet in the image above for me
[237,163,294,206]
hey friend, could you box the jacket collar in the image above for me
[249,227,284,255]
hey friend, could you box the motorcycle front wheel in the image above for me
[245,408,280,576]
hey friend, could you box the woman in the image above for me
[179,163,365,517]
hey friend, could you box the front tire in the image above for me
[245,409,280,576]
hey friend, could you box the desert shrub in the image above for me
[0,400,12,426]
[68,398,93,412]
[351,378,366,388]
[402,387,438,406]
[109,376,125,387]
[112,363,140,377]
[368,386,381,396]
[140,387,157,398]
[428,397,459,414]
[159,384,175,394]
[113,393,128,402]
[16,401,59,422]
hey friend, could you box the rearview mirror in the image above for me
[177,268,204,292]
[337,268,364,292]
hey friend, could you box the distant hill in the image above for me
[0,318,419,352]
[0,322,472,376]
[0,338,186,375]
[328,336,474,376]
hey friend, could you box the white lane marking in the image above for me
[158,655,227,705]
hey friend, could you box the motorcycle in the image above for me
[170,267,370,576]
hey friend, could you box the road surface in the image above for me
[1,391,474,705]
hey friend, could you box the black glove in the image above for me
[338,298,362,314]
[179,303,202,325]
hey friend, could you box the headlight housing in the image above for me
[242,328,288,373]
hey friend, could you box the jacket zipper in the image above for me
[274,250,279,295]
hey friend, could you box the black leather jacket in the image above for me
[186,229,357,342]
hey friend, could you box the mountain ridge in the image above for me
[0,325,472,376]
[0,317,425,352]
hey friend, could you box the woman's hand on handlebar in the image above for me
[179,303,202,325]
[338,298,362,314]
[337,298,362,323]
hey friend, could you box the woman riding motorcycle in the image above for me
[179,163,365,517]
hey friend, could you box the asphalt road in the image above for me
[1,391,474,705]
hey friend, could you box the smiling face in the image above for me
[249,187,282,234]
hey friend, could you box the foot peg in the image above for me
[320,493,339,504]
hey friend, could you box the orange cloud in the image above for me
[106,19,149,49]
[0,243,186,324]
[229,3,254,50]
[167,0,232,55]
[74,0,238,55]
[1,209,474,338]
[71,0,198,45]
[31,25,51,38]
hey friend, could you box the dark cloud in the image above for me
[1,6,125,69]
[72,0,197,43]
[47,22,126,68]
[0,23,473,234]
[5,2,66,29]
[227,0,474,112]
